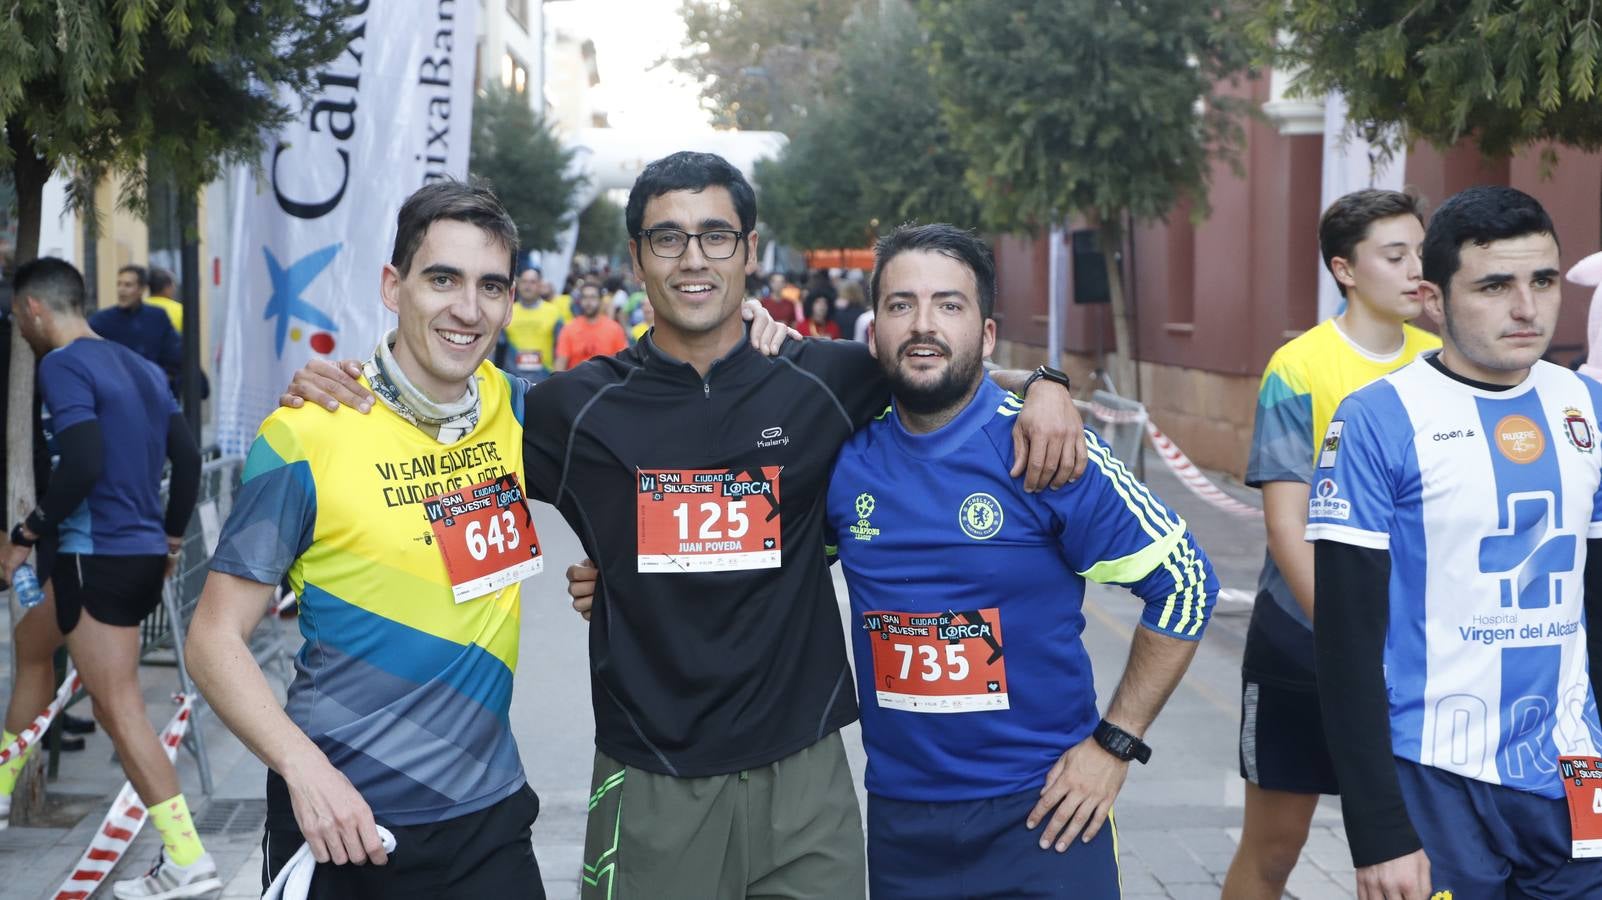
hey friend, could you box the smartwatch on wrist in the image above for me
[1093,718,1152,764]
[9,523,36,548]
[1021,365,1071,397]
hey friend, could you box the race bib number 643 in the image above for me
[636,467,782,573]
[424,474,543,602]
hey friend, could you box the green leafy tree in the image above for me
[756,103,874,249]
[469,87,586,254]
[0,0,353,823]
[1257,1,1602,205]
[755,1,979,250]
[676,0,858,132]
[576,194,628,261]
[918,0,1256,388]
[1,1,354,260]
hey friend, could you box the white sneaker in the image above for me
[112,851,222,899]
[0,792,10,830]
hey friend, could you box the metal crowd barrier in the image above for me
[126,449,291,796]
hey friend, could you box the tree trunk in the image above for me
[179,189,203,435]
[1096,221,1135,397]
[6,119,51,824]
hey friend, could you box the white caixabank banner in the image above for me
[218,0,478,453]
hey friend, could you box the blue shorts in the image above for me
[867,789,1119,899]
[1396,758,1602,898]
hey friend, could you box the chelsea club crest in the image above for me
[959,493,1004,540]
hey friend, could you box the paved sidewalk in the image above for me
[1030,451,1355,899]
[0,614,291,899]
[0,446,1358,899]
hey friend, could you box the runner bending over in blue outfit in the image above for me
[1,258,210,900]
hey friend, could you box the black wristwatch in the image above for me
[1021,365,1071,397]
[9,522,36,548]
[1093,719,1151,764]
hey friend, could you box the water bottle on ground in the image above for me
[9,563,44,610]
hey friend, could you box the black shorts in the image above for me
[51,553,166,635]
[1238,677,1339,795]
[263,777,544,900]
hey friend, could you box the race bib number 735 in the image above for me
[865,608,1009,713]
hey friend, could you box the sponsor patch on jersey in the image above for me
[1317,420,1344,468]
[1495,414,1546,464]
[851,492,880,542]
[958,492,1004,540]
[1562,407,1594,453]
[1308,478,1350,521]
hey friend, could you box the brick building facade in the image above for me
[990,76,1602,479]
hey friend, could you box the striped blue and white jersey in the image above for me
[827,378,1218,802]
[1307,354,1602,798]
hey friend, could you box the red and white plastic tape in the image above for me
[1080,401,1263,520]
[0,669,83,767]
[52,694,194,900]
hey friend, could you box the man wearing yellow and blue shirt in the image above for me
[1224,189,1439,899]
[186,182,543,899]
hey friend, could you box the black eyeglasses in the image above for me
[638,228,744,260]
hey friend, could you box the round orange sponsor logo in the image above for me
[1495,414,1545,463]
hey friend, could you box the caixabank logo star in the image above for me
[264,243,341,357]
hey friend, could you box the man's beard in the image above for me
[883,336,985,417]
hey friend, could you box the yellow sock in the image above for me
[149,793,206,867]
[0,730,36,796]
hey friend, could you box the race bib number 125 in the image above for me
[636,467,782,573]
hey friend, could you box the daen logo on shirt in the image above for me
[1308,478,1350,521]
[850,492,881,542]
[959,493,1004,540]
[1562,407,1594,453]
[1317,420,1343,469]
[1495,414,1546,464]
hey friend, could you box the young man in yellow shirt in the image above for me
[1223,189,1439,899]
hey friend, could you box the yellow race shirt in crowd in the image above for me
[503,300,570,371]
[1243,316,1439,682]
[147,294,184,333]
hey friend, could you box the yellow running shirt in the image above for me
[503,300,569,370]
[209,360,530,824]
[147,295,184,333]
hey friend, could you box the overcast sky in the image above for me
[545,0,714,133]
